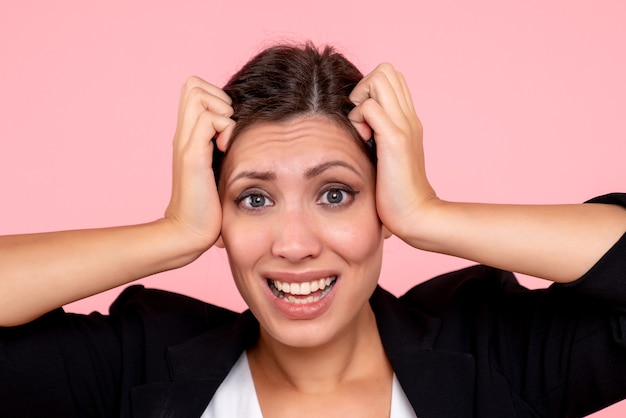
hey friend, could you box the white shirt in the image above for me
[202,352,417,417]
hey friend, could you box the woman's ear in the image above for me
[214,235,225,248]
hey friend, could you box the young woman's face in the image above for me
[218,115,386,348]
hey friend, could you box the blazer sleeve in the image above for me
[401,193,626,417]
[0,284,230,417]
[0,307,122,417]
[490,193,626,416]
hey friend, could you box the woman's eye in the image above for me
[247,194,267,207]
[236,192,273,210]
[318,187,356,206]
[325,189,345,204]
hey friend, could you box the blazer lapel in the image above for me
[130,310,259,418]
[371,286,476,418]
[131,287,476,417]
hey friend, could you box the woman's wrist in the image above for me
[153,216,216,270]
[385,196,446,251]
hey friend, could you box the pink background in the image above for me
[1,1,624,415]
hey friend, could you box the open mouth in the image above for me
[268,276,338,305]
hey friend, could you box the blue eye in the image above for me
[323,189,346,204]
[318,187,357,206]
[247,194,267,208]
[236,191,274,210]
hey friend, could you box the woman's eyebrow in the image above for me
[227,171,276,188]
[227,161,362,188]
[304,160,362,179]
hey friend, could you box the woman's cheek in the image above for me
[224,216,271,263]
[322,212,384,260]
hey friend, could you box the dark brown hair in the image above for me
[213,42,376,184]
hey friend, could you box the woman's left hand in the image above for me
[348,63,437,241]
[350,64,626,282]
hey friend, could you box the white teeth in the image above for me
[300,282,311,295]
[285,294,321,304]
[291,282,301,295]
[270,276,337,302]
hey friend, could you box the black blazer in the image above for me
[2,194,626,417]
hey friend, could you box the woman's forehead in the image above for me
[220,116,373,181]
[234,115,349,142]
[227,116,361,158]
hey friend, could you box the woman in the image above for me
[1,43,625,417]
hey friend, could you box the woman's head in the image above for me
[214,43,388,349]
[213,42,376,185]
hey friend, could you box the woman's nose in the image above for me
[271,207,322,262]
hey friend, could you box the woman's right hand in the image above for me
[0,77,236,326]
[165,76,235,252]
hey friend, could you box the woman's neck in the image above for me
[247,304,391,394]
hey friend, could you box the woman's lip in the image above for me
[261,270,339,283]
[262,273,339,320]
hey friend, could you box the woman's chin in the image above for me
[259,318,345,350]
[255,301,373,352]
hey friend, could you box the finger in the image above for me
[215,118,236,151]
[397,74,424,137]
[186,87,234,118]
[396,71,416,115]
[351,119,372,141]
[349,65,382,105]
[350,63,401,104]
[377,68,422,137]
[176,77,233,138]
[183,112,235,165]
[347,104,373,140]
[191,112,235,146]
[348,98,402,145]
[351,63,418,121]
[176,89,234,149]
[181,76,232,106]
[350,65,406,124]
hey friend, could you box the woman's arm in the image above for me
[0,76,234,327]
[349,64,626,283]
[396,199,626,282]
[0,222,201,327]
